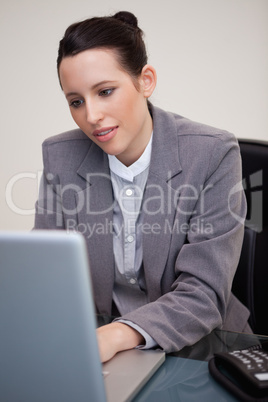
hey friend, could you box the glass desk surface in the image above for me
[135,331,268,402]
[97,316,268,401]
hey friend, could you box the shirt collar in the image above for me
[108,132,153,182]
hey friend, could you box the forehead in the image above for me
[59,48,129,89]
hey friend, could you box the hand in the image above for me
[97,322,145,363]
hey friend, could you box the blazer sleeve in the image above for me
[33,171,65,230]
[33,140,65,230]
[122,133,248,353]
[33,129,90,230]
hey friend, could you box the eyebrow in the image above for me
[65,80,116,98]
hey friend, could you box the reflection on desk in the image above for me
[172,329,268,362]
[133,355,238,402]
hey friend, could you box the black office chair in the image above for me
[232,227,257,330]
[232,139,268,335]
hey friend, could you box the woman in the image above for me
[34,11,250,362]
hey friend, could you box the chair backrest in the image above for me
[232,227,257,330]
[233,139,268,335]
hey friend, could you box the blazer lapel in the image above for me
[76,143,115,315]
[142,107,183,301]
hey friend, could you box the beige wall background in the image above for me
[1,0,268,231]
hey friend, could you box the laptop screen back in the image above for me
[0,231,107,402]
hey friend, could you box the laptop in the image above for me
[0,231,165,402]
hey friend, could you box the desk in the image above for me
[134,331,268,401]
[97,317,268,401]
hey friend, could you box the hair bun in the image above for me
[113,11,138,28]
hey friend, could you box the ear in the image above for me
[140,64,157,98]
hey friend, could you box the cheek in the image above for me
[70,109,83,125]
[118,91,142,118]
[69,108,76,119]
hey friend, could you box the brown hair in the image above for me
[57,11,148,81]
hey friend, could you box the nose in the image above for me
[85,100,104,125]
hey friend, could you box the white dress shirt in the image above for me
[108,133,157,348]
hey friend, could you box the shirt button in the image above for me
[127,235,134,243]
[129,278,136,284]
[126,189,133,196]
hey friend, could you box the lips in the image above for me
[92,126,118,142]
[93,126,118,136]
[97,129,113,136]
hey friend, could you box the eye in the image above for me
[69,99,84,108]
[99,88,114,97]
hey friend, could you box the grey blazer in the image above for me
[34,105,250,353]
